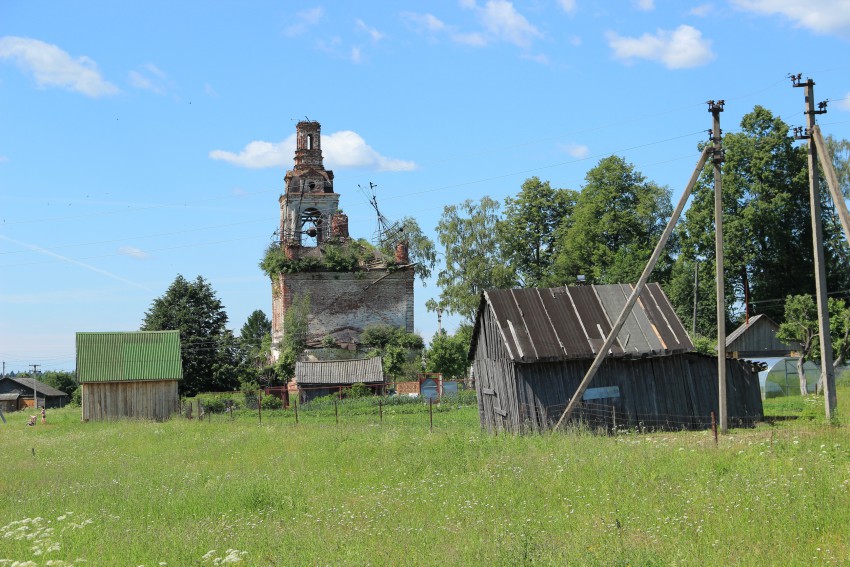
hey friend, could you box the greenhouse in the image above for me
[751,357,821,398]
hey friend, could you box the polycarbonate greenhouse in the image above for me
[751,357,821,398]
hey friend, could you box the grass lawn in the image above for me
[1,389,849,566]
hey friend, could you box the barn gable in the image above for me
[725,314,800,358]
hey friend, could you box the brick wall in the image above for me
[272,267,414,350]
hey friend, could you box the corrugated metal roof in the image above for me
[3,376,68,397]
[295,357,384,385]
[76,331,183,383]
[475,283,693,363]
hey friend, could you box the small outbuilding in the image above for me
[76,331,182,421]
[750,356,820,398]
[470,283,763,433]
[0,376,69,411]
[725,314,800,358]
[294,357,385,403]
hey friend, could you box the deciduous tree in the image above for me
[497,177,577,287]
[431,197,516,322]
[549,156,673,286]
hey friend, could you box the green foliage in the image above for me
[70,387,82,406]
[359,324,424,379]
[261,394,283,410]
[346,382,371,399]
[669,107,850,329]
[432,197,517,322]
[497,177,577,287]
[240,309,271,352]
[38,370,78,398]
[549,155,673,286]
[382,217,438,283]
[259,239,394,278]
[777,294,819,360]
[321,335,337,348]
[425,325,473,378]
[690,334,716,356]
[141,274,243,396]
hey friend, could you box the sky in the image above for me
[2,0,850,372]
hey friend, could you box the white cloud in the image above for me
[558,0,577,14]
[452,31,489,47]
[560,142,590,159]
[401,12,447,33]
[634,0,655,10]
[128,64,169,94]
[477,0,542,48]
[0,156,8,164]
[356,19,385,42]
[350,46,363,63]
[837,93,850,112]
[607,25,714,69]
[118,246,151,259]
[690,4,712,16]
[209,131,416,172]
[284,7,324,37]
[0,36,118,97]
[732,0,850,38]
[204,83,218,97]
[569,35,582,46]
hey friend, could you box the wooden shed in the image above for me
[76,331,182,421]
[470,284,763,433]
[294,357,385,403]
[0,376,69,410]
[725,314,800,358]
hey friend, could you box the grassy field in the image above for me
[2,390,850,566]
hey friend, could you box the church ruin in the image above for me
[267,121,415,357]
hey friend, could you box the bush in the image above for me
[346,382,371,399]
[261,394,283,410]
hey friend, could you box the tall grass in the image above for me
[1,390,849,566]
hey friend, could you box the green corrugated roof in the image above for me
[76,331,183,383]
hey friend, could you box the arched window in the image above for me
[307,134,313,150]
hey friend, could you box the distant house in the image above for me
[294,357,385,403]
[0,376,68,411]
[76,331,182,421]
[726,314,800,358]
[470,283,763,433]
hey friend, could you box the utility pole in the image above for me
[692,261,698,337]
[436,307,443,334]
[30,364,41,409]
[792,73,836,417]
[709,99,728,434]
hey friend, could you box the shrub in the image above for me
[261,394,283,410]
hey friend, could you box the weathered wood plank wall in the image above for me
[81,380,179,422]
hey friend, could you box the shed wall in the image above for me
[81,380,179,422]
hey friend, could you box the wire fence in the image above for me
[174,390,849,452]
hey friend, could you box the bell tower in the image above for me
[279,121,340,252]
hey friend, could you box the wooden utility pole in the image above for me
[793,74,836,417]
[553,146,712,430]
[30,364,40,409]
[811,125,850,249]
[692,261,698,337]
[709,100,728,434]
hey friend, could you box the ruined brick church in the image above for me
[270,121,414,357]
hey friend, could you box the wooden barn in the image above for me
[470,284,763,433]
[0,376,69,411]
[294,357,385,403]
[725,314,800,358]
[76,331,182,421]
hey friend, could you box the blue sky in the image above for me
[2,0,850,372]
